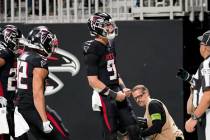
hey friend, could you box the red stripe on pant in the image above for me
[0,81,4,96]
[0,80,5,140]
[46,112,67,137]
[100,96,112,132]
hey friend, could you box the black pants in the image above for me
[99,86,139,140]
[197,115,206,140]
[2,104,15,140]
[0,104,28,140]
[16,106,70,140]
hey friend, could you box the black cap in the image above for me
[197,30,210,46]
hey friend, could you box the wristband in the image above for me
[191,113,199,120]
[99,87,109,95]
[99,87,117,99]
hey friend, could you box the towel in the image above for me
[92,90,102,111]
[14,107,29,137]
[0,107,9,134]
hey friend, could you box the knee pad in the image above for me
[126,124,140,140]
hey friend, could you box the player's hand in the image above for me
[176,68,192,82]
[43,121,53,133]
[123,88,132,97]
[185,118,197,133]
[115,91,126,102]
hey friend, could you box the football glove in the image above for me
[43,121,53,133]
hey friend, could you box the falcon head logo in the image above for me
[45,48,80,96]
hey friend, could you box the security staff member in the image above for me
[132,84,184,140]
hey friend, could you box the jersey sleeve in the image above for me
[30,56,48,70]
[83,40,98,55]
[83,41,99,76]
[0,44,11,61]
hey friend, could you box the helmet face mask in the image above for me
[0,25,23,54]
[103,21,118,40]
[88,12,118,40]
[27,26,58,57]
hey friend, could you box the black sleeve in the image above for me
[141,100,166,137]
[31,56,48,70]
[0,46,11,61]
[84,53,99,76]
[83,41,99,76]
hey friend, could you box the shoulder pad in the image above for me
[0,42,12,59]
[83,40,96,54]
[31,54,48,68]
[21,52,48,68]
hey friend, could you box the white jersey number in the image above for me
[107,59,117,80]
[17,61,28,89]
[7,68,17,91]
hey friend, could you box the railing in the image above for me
[132,0,184,20]
[0,0,208,23]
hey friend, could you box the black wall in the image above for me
[0,21,184,140]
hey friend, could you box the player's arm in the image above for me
[0,58,5,67]
[0,49,9,96]
[118,76,131,96]
[87,75,106,91]
[0,48,9,67]
[33,67,48,122]
[84,52,106,90]
[85,53,125,101]
[118,77,126,89]
[0,45,7,67]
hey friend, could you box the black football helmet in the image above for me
[27,26,58,57]
[88,12,118,40]
[0,24,23,53]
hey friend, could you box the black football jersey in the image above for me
[16,51,48,109]
[0,41,17,105]
[83,40,119,87]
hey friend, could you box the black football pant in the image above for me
[99,86,139,140]
[0,104,28,140]
[196,114,206,140]
[16,106,70,140]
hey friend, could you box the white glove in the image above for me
[43,121,53,133]
[0,96,7,107]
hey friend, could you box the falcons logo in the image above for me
[3,28,17,44]
[45,48,80,96]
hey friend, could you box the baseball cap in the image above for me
[197,30,210,46]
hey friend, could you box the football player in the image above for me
[15,26,69,140]
[83,12,139,140]
[0,24,26,140]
